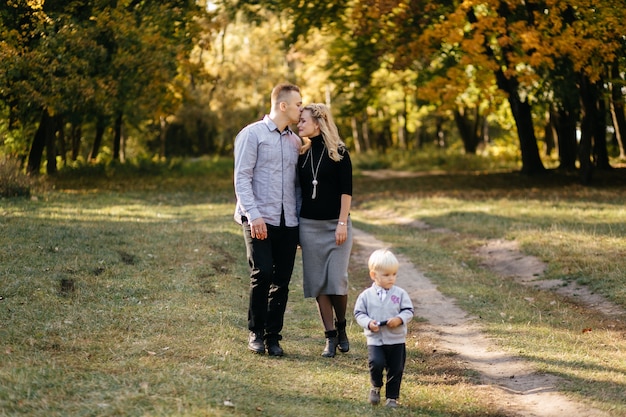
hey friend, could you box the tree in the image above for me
[1,0,204,173]
[609,59,626,160]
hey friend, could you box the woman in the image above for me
[297,103,353,357]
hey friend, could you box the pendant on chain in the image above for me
[310,146,324,200]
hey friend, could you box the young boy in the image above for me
[354,249,414,408]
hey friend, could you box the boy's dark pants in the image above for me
[368,343,406,400]
[242,219,299,340]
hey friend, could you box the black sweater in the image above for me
[298,135,352,220]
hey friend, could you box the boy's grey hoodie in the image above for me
[354,284,414,346]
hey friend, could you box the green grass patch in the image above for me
[352,168,626,415]
[1,159,625,416]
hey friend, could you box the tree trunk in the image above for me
[45,115,60,175]
[27,110,52,175]
[378,118,392,151]
[351,117,362,153]
[579,74,611,182]
[551,107,578,171]
[609,60,626,159]
[497,73,545,174]
[159,116,167,159]
[89,116,106,161]
[361,113,371,152]
[57,117,66,165]
[593,90,610,170]
[397,114,406,150]
[578,75,597,183]
[398,93,408,150]
[467,7,545,175]
[113,113,123,161]
[435,116,445,148]
[70,124,82,161]
[453,107,481,154]
[543,111,555,157]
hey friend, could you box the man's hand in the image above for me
[250,218,268,240]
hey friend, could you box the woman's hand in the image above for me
[335,222,347,245]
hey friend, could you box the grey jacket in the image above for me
[354,284,414,346]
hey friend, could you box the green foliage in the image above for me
[2,0,626,173]
[351,143,522,173]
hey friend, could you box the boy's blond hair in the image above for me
[368,249,399,273]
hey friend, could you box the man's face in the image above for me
[283,91,303,124]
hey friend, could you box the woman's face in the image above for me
[297,109,320,138]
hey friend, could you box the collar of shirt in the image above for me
[263,115,293,135]
[373,284,388,301]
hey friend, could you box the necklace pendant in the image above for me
[309,145,324,201]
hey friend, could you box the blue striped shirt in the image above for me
[234,115,301,227]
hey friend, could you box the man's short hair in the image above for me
[271,83,300,106]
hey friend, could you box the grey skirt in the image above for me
[299,217,353,298]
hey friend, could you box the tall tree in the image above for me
[1,0,204,172]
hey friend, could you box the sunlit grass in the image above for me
[351,169,626,414]
[1,158,625,416]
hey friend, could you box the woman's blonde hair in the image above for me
[300,103,345,162]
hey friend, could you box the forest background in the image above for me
[1,0,626,186]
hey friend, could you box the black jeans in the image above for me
[368,343,406,400]
[242,218,299,340]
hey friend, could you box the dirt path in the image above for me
[478,239,625,318]
[352,227,613,417]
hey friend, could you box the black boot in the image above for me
[336,319,350,353]
[265,334,284,357]
[322,330,338,358]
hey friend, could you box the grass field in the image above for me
[1,157,625,416]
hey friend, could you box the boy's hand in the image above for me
[368,320,380,332]
[386,317,403,328]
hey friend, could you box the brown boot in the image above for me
[322,330,338,357]
[336,319,350,353]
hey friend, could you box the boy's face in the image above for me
[370,268,397,290]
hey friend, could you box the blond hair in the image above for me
[300,103,345,162]
[368,249,399,273]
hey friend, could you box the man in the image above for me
[233,83,303,356]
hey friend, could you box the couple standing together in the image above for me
[233,83,352,358]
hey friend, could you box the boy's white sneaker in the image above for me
[385,398,398,408]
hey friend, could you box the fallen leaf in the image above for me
[582,328,592,333]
